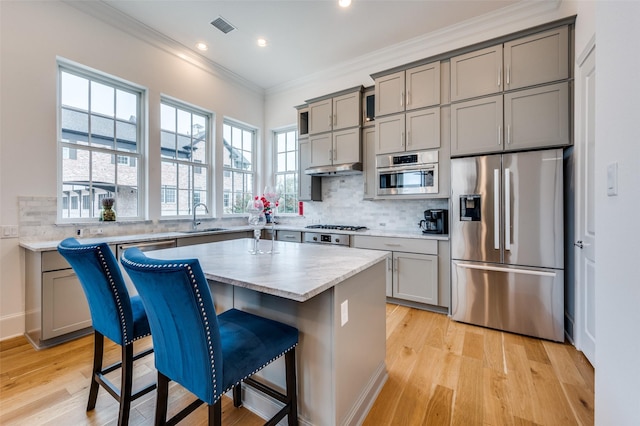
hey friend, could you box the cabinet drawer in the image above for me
[42,245,117,272]
[42,250,71,272]
[276,230,302,243]
[352,235,437,255]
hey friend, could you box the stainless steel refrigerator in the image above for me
[450,149,564,342]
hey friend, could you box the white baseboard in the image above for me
[0,312,25,341]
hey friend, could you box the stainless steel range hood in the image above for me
[305,162,363,176]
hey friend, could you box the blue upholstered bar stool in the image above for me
[120,247,299,426]
[57,238,155,426]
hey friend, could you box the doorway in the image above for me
[575,41,596,366]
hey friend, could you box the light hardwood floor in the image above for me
[0,304,593,425]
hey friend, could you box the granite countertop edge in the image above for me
[20,225,449,252]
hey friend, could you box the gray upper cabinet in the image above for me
[451,26,569,102]
[450,44,503,102]
[308,98,332,135]
[451,94,504,156]
[362,126,376,200]
[333,91,361,130]
[298,137,321,201]
[308,90,361,135]
[375,62,441,117]
[504,82,570,151]
[451,82,570,156]
[376,107,440,155]
[450,25,571,156]
[309,127,360,167]
[503,26,569,91]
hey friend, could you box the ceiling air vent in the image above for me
[210,16,236,34]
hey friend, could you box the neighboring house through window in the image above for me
[160,99,211,217]
[273,128,299,214]
[58,61,143,221]
[223,120,256,214]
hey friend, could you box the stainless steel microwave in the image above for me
[376,150,439,196]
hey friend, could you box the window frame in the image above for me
[273,127,299,215]
[222,119,258,216]
[57,60,145,223]
[159,97,213,218]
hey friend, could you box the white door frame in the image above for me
[574,37,596,366]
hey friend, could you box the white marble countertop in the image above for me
[20,224,448,252]
[142,238,390,302]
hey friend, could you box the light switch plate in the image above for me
[607,162,618,196]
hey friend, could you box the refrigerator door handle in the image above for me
[493,169,500,250]
[505,167,511,251]
[455,262,557,277]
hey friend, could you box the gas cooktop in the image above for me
[305,225,368,232]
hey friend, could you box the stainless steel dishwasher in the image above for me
[116,239,177,295]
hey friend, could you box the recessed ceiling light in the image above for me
[257,38,267,47]
[338,0,351,7]
[196,42,208,51]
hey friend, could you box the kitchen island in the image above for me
[144,238,389,426]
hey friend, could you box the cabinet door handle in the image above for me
[400,92,404,107]
[333,146,337,160]
[333,113,337,126]
[401,131,405,147]
[506,66,511,85]
[407,131,411,146]
[387,256,392,271]
[406,91,411,106]
[498,68,501,87]
[329,148,333,161]
[507,125,511,145]
[328,114,332,128]
[498,125,502,145]
[393,258,398,272]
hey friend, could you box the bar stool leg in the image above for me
[87,331,104,411]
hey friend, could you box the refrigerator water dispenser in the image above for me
[460,195,481,221]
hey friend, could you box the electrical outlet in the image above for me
[76,228,84,237]
[341,300,349,327]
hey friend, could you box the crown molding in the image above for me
[267,0,565,96]
[62,0,265,96]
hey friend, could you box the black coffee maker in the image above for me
[419,209,448,234]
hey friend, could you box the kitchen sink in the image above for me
[179,228,227,234]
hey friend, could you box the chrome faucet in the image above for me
[192,203,209,230]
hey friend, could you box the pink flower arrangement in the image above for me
[256,195,279,215]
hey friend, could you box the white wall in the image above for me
[595,2,640,424]
[0,0,264,338]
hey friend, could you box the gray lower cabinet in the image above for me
[25,247,117,348]
[392,251,438,305]
[275,230,302,243]
[351,235,449,310]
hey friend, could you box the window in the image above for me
[161,186,176,204]
[160,99,210,216]
[223,120,256,214]
[58,63,143,221]
[273,128,299,214]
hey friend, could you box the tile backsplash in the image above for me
[295,175,449,232]
[18,174,449,241]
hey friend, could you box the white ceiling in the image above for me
[93,0,524,90]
